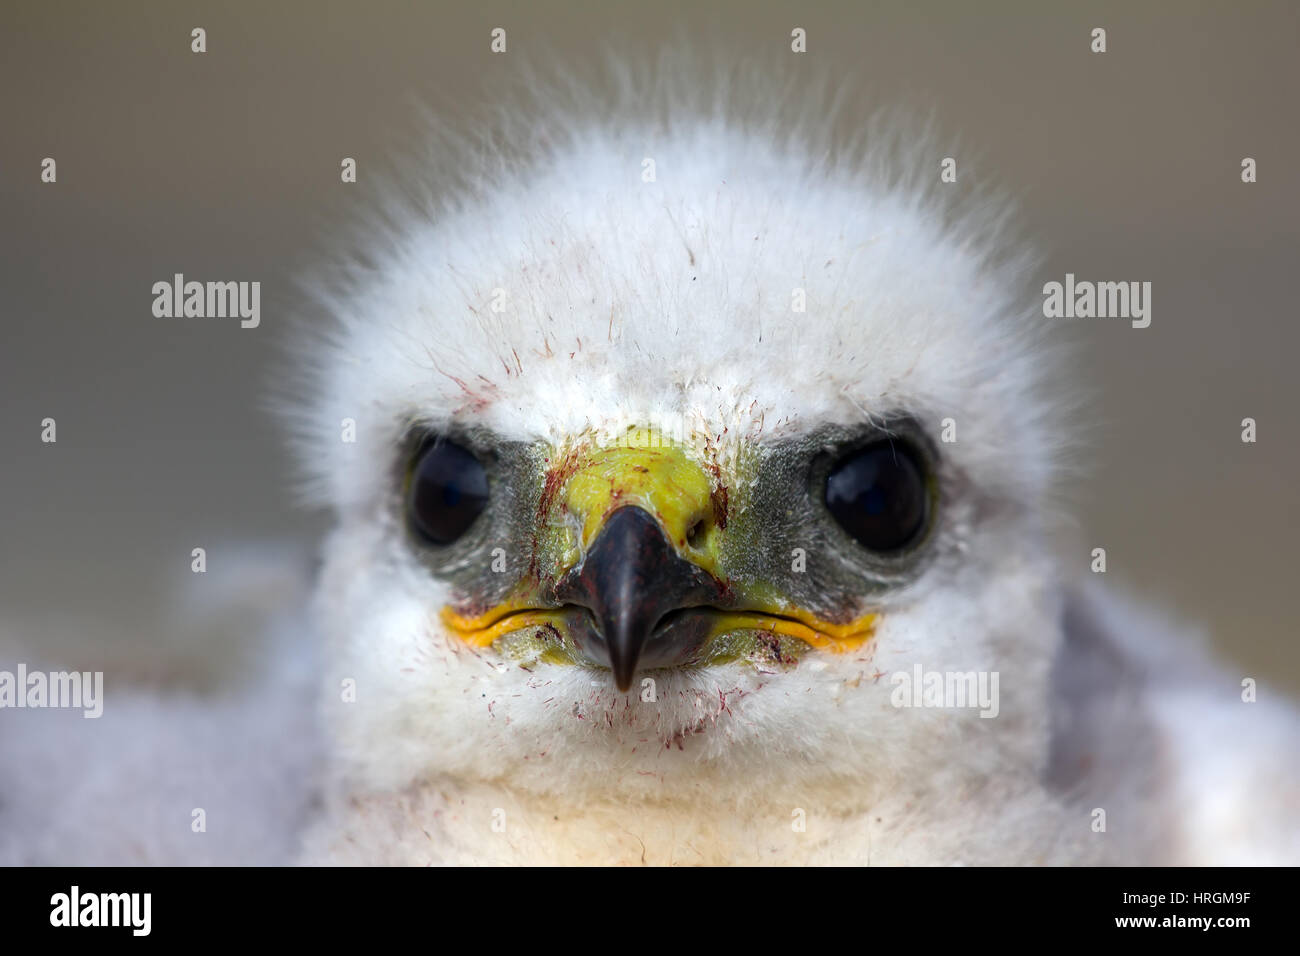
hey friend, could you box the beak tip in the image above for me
[611,662,637,693]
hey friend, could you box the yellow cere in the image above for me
[563,439,717,560]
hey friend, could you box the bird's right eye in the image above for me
[407,436,489,545]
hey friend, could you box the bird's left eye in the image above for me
[824,439,929,552]
[407,436,489,545]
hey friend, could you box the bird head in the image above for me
[292,108,1063,803]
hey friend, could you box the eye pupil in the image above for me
[825,440,928,552]
[408,437,488,545]
[864,487,887,516]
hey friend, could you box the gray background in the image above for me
[2,1,1297,690]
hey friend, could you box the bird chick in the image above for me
[287,71,1300,866]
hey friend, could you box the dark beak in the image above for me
[552,506,723,691]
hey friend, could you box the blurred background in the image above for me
[2,1,1297,691]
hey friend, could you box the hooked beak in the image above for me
[551,505,725,691]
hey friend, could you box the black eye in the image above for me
[825,440,929,552]
[408,436,489,545]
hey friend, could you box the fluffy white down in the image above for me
[0,549,321,866]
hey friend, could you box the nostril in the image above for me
[686,519,706,549]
